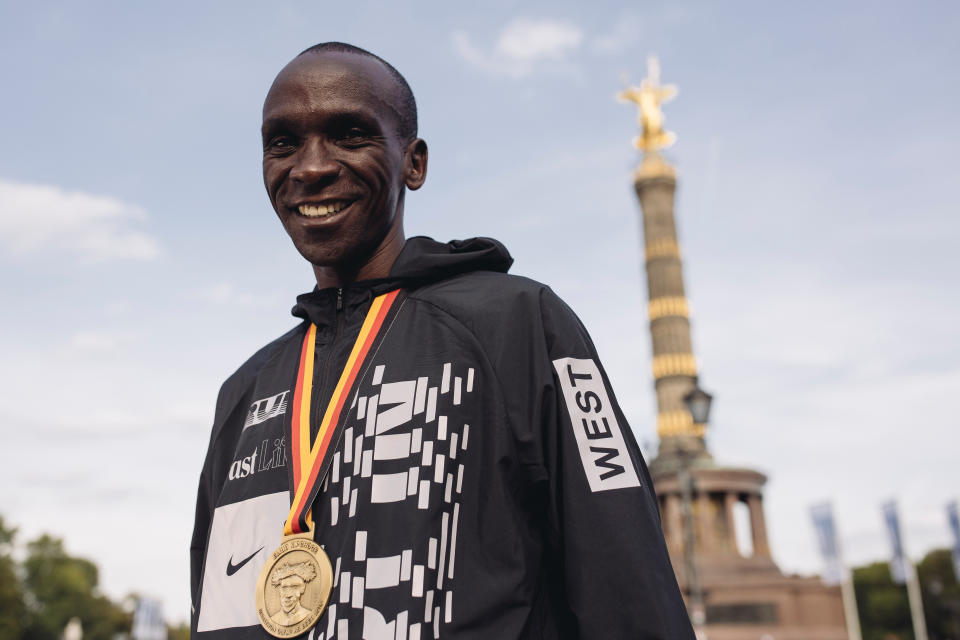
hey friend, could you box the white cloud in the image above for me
[453,18,583,78]
[0,179,160,261]
[495,18,582,61]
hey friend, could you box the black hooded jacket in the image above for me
[190,236,694,639]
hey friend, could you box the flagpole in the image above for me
[831,508,862,640]
[904,560,929,640]
[882,500,928,640]
[838,556,862,640]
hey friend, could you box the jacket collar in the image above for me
[291,236,512,328]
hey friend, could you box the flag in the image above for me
[948,501,960,582]
[810,503,843,585]
[882,500,907,585]
[131,597,167,640]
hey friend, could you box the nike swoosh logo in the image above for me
[226,547,264,576]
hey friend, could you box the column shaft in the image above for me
[747,494,771,557]
[635,171,703,450]
[724,492,739,555]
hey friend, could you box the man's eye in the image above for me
[340,128,370,144]
[266,136,295,151]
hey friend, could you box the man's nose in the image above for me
[289,138,339,184]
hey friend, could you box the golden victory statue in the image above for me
[617,55,678,152]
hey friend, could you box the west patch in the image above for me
[553,357,641,492]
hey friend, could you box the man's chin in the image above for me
[290,241,345,270]
[295,243,374,276]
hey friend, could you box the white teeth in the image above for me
[298,202,348,217]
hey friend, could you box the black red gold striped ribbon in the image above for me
[284,289,402,535]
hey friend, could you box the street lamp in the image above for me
[684,380,713,425]
[679,379,713,638]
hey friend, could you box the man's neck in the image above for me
[312,228,406,290]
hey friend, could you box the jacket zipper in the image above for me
[311,288,344,442]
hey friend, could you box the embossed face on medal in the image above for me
[272,563,313,624]
[256,536,333,638]
[261,50,427,275]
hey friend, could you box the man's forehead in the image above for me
[263,51,402,122]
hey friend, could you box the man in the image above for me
[191,43,694,639]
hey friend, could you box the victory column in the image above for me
[620,58,849,640]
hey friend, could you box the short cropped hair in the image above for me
[298,42,418,141]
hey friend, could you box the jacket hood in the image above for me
[388,236,513,284]
[292,236,512,324]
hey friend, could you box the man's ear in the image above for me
[404,138,428,190]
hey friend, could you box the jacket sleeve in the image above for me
[190,384,228,629]
[493,286,694,639]
[188,328,296,634]
[189,377,254,634]
[190,454,213,614]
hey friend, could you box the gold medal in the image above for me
[255,290,403,636]
[255,531,334,638]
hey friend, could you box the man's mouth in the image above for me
[296,201,352,218]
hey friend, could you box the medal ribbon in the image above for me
[284,289,402,535]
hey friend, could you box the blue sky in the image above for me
[1,0,958,623]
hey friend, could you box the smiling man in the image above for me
[190,43,693,640]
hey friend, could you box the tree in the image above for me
[853,561,912,640]
[21,535,130,640]
[167,621,190,640]
[853,549,960,640]
[0,516,26,640]
[917,548,960,640]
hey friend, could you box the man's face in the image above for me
[278,575,306,613]
[261,52,424,271]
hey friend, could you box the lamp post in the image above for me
[684,382,713,426]
[681,379,713,638]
